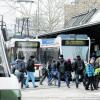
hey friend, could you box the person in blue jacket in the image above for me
[85,57,96,90]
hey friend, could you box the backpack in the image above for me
[86,64,94,77]
[15,60,25,72]
[60,61,65,73]
[76,60,84,71]
[51,63,57,71]
[42,66,48,75]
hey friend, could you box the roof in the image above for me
[38,21,100,39]
[65,8,97,28]
[38,8,100,40]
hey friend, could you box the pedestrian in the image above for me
[40,64,48,85]
[25,55,38,88]
[56,54,69,87]
[74,55,85,88]
[95,56,100,68]
[48,59,57,86]
[12,56,26,88]
[85,57,96,90]
[65,59,72,88]
[94,67,100,89]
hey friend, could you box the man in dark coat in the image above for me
[25,55,37,88]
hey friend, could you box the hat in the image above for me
[77,55,80,58]
[90,58,95,64]
[30,55,35,59]
[77,55,81,60]
[59,54,63,58]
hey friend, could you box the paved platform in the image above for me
[21,81,100,100]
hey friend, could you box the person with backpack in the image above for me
[74,55,85,88]
[40,64,48,85]
[25,55,38,88]
[12,56,26,88]
[48,59,57,86]
[65,59,72,88]
[56,55,68,87]
[85,57,96,90]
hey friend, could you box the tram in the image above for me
[0,31,21,100]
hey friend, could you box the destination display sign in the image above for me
[62,40,89,46]
[15,41,40,48]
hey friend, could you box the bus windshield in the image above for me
[62,40,89,62]
[15,41,40,62]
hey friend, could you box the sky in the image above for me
[0,0,38,29]
[0,0,75,30]
[0,1,16,29]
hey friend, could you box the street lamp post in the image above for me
[36,0,39,39]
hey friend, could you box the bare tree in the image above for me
[38,0,66,33]
[3,0,66,34]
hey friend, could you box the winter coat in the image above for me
[26,58,35,72]
[85,64,95,77]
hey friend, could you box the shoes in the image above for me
[25,86,29,88]
[40,83,43,85]
[67,84,70,88]
[67,85,70,88]
[85,88,89,90]
[91,88,94,91]
[94,88,98,90]
[76,84,78,88]
[58,85,60,88]
[34,85,38,88]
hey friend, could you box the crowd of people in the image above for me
[11,54,100,91]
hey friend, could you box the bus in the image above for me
[40,34,90,64]
[40,38,59,64]
[6,36,42,80]
[0,31,21,100]
[55,34,90,63]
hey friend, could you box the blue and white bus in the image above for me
[40,38,59,64]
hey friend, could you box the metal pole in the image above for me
[36,0,39,39]
[26,18,29,36]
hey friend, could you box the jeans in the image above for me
[65,71,71,86]
[57,72,69,87]
[25,71,35,87]
[75,71,84,88]
[40,74,47,84]
[85,76,96,90]
[48,71,57,85]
